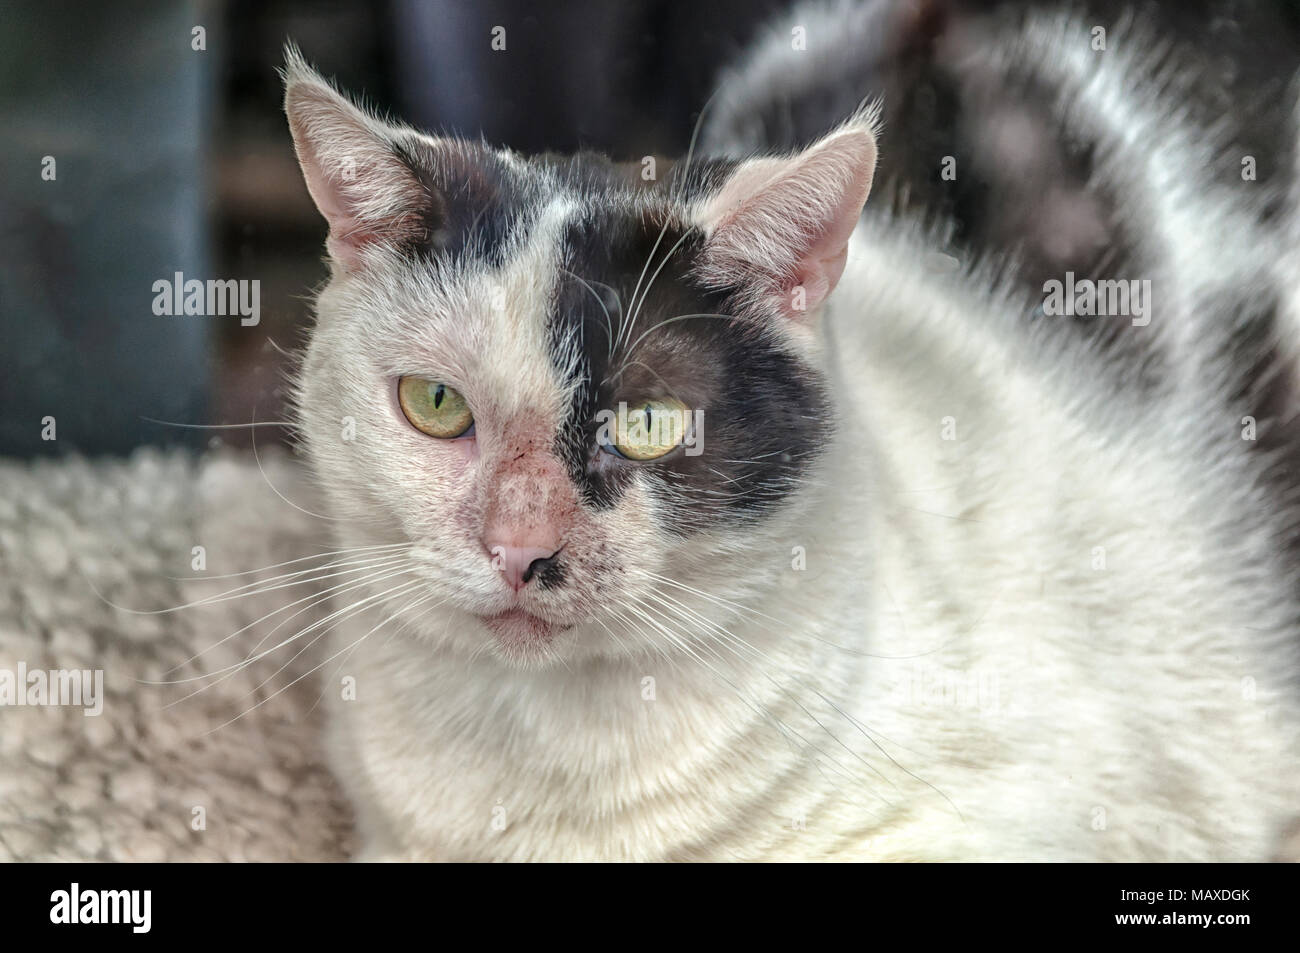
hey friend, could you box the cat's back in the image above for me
[707,2,1300,859]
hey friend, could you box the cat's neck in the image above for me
[328,579,897,860]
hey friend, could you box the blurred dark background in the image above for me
[2,0,1299,458]
[0,0,790,457]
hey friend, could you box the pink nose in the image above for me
[486,543,560,591]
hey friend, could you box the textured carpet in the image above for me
[0,449,354,861]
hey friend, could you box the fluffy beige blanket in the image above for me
[0,450,354,861]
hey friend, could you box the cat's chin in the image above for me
[479,607,568,657]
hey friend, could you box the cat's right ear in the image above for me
[694,107,878,320]
[282,47,432,271]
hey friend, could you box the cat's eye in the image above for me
[398,377,475,438]
[603,397,691,461]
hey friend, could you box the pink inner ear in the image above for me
[286,83,429,271]
[295,158,366,261]
[702,129,876,318]
[791,177,864,313]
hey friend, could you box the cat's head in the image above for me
[283,49,877,666]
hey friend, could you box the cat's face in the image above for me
[284,50,876,665]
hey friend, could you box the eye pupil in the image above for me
[398,377,474,439]
[604,397,689,461]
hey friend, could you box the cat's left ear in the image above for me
[282,47,434,271]
[696,113,878,318]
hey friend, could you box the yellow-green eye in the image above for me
[398,377,475,438]
[610,397,691,461]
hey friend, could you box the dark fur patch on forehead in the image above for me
[547,195,831,534]
[387,143,743,271]
[392,138,532,267]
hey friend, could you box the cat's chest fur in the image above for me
[324,228,1300,861]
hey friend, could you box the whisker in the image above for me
[307,589,448,715]
[631,597,874,793]
[195,560,422,678]
[637,582,965,821]
[671,86,720,205]
[620,224,673,355]
[95,551,412,618]
[645,568,982,662]
[617,313,748,376]
[150,566,419,687]
[162,574,411,707]
[562,269,617,360]
[205,584,426,735]
[249,406,351,522]
[245,581,432,702]
[644,589,895,789]
[623,600,866,793]
[171,551,413,609]
[168,541,408,581]
[189,575,422,699]
[140,416,302,430]
[623,228,694,341]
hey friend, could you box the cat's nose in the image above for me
[485,542,561,591]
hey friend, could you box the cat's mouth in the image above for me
[479,607,568,646]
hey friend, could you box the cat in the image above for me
[282,4,1300,861]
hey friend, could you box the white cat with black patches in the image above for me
[281,7,1300,862]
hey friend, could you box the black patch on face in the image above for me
[541,154,831,535]
[529,554,566,591]
[391,138,532,268]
